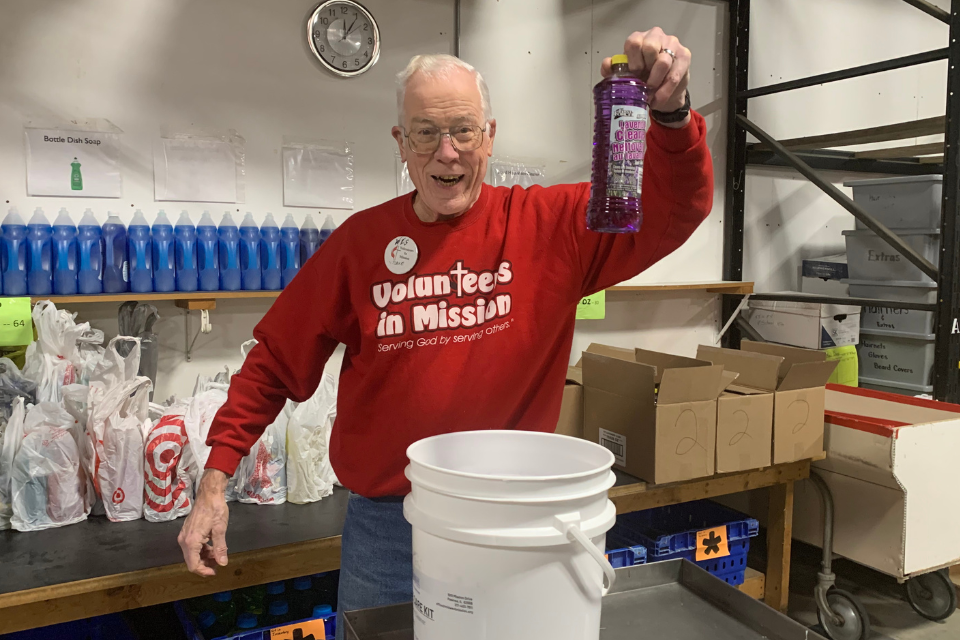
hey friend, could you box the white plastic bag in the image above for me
[11,402,91,531]
[233,410,288,505]
[22,301,90,403]
[287,372,339,504]
[88,336,141,388]
[144,407,195,522]
[183,388,229,487]
[88,377,152,522]
[0,397,26,530]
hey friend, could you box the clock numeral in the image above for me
[367,37,373,45]
[313,30,322,40]
[329,8,335,16]
[342,61,348,69]
[319,44,325,53]
[342,6,348,13]
[355,58,360,66]
[320,17,328,25]
[364,50,369,58]
[363,24,368,31]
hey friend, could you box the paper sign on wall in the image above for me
[577,291,605,320]
[154,129,246,204]
[0,298,33,347]
[24,121,123,198]
[283,139,354,209]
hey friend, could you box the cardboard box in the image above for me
[801,253,849,297]
[745,298,861,349]
[555,366,583,438]
[698,342,837,465]
[582,344,725,484]
[743,341,837,464]
[697,346,775,473]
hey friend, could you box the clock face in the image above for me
[307,1,380,77]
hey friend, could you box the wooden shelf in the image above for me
[18,281,754,306]
[608,281,754,295]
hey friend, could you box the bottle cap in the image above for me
[301,214,318,230]
[154,210,172,227]
[177,210,193,226]
[198,211,216,227]
[268,600,289,616]
[213,591,232,602]
[292,577,312,591]
[220,212,237,227]
[237,612,258,629]
[241,212,258,227]
[3,207,24,226]
[281,214,298,229]
[320,215,336,231]
[29,207,50,225]
[54,208,74,227]
[105,213,123,224]
[266,581,286,595]
[130,210,149,226]
[611,54,629,66]
[262,213,278,227]
[198,611,217,629]
[313,604,333,617]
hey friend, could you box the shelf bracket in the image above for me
[179,300,216,362]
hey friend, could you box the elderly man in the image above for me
[179,27,711,636]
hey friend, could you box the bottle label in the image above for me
[607,104,649,199]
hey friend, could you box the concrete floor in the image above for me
[785,541,960,640]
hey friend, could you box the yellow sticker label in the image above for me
[576,290,605,320]
[269,618,329,639]
[824,345,858,387]
[0,298,33,347]
[696,526,729,561]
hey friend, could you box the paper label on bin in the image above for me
[413,569,483,639]
[0,297,33,347]
[598,428,626,466]
[696,526,729,561]
[269,618,328,639]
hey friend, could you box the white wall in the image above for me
[0,0,950,398]
[0,0,455,398]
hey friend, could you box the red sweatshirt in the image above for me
[206,112,713,497]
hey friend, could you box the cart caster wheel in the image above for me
[817,588,871,640]
[905,570,958,622]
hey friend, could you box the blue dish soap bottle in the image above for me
[77,209,103,294]
[197,211,219,292]
[152,210,176,293]
[175,211,199,292]
[26,207,53,295]
[239,213,262,291]
[280,214,300,288]
[128,210,153,293]
[1,208,28,296]
[319,214,336,246]
[260,213,281,291]
[299,214,320,265]
[218,212,241,291]
[102,213,129,293]
[52,208,78,295]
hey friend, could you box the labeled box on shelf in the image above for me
[745,298,860,349]
[581,344,725,484]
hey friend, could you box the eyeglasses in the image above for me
[401,124,486,154]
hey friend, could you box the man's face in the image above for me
[392,67,496,219]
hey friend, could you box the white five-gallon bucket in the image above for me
[403,430,617,640]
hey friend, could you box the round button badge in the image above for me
[384,236,419,275]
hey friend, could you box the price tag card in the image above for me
[576,290,605,320]
[270,618,329,640]
[0,298,33,347]
[696,526,729,561]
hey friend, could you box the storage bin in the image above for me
[607,500,759,586]
[858,375,933,396]
[843,228,939,282]
[605,530,648,569]
[857,328,935,389]
[845,175,942,230]
[176,601,336,640]
[849,279,937,334]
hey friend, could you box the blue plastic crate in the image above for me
[609,500,759,586]
[175,601,336,640]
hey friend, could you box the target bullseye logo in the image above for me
[112,488,125,504]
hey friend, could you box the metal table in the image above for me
[343,559,825,640]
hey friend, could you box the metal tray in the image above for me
[343,559,824,640]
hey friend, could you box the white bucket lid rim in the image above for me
[406,430,615,483]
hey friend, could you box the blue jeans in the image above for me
[335,493,412,640]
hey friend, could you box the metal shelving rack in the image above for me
[722,0,960,403]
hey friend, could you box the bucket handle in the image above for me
[555,514,616,596]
